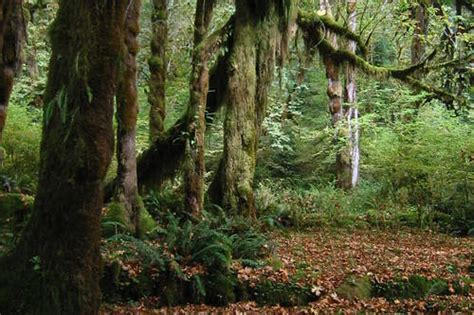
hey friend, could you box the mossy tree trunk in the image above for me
[210,0,293,217]
[411,1,428,68]
[135,51,229,192]
[184,0,216,215]
[345,0,359,188]
[0,0,24,143]
[115,0,141,235]
[320,0,352,189]
[0,1,128,313]
[148,0,168,141]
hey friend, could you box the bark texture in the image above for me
[0,1,127,313]
[148,0,168,141]
[411,1,428,66]
[0,0,24,143]
[345,0,360,188]
[115,0,141,234]
[184,0,216,215]
[209,0,294,217]
[320,0,343,126]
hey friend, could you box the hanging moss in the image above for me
[135,51,230,193]
[297,10,368,57]
[211,0,297,216]
[297,13,458,104]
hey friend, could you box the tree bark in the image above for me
[320,0,351,189]
[345,0,359,188]
[0,0,24,143]
[184,0,216,215]
[115,0,141,234]
[148,0,168,141]
[411,1,428,66]
[209,0,293,217]
[0,1,127,313]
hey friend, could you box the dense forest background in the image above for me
[0,0,472,313]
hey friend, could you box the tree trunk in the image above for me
[345,0,360,188]
[209,0,293,217]
[184,0,215,215]
[134,50,229,192]
[411,1,428,77]
[148,0,168,142]
[0,0,24,143]
[114,0,141,234]
[320,0,351,189]
[0,1,127,313]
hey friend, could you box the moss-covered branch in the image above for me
[134,49,230,192]
[298,17,460,104]
[298,10,369,57]
[195,15,234,57]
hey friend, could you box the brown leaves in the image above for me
[104,228,474,313]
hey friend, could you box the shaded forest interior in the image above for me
[0,0,473,313]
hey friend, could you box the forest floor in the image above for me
[104,228,473,314]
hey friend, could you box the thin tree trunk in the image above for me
[184,0,215,215]
[148,0,168,141]
[345,0,359,188]
[0,0,24,143]
[115,0,141,234]
[0,1,127,313]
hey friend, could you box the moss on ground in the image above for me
[102,197,157,238]
[336,276,372,301]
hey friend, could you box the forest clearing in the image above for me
[0,0,472,314]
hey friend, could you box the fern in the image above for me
[106,234,165,268]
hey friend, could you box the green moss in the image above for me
[137,197,157,239]
[336,276,372,301]
[205,271,236,306]
[0,193,34,234]
[0,146,5,164]
[373,275,453,300]
[251,280,316,306]
[148,56,164,71]
[102,202,131,237]
[298,10,368,57]
[0,193,33,219]
[102,198,156,239]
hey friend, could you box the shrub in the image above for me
[0,106,41,193]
